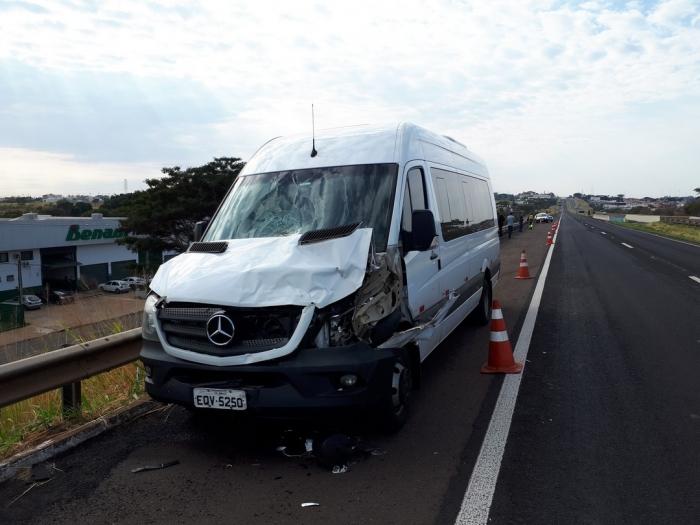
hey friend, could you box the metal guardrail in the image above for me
[661,216,700,227]
[0,328,142,411]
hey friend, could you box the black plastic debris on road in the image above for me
[131,460,180,473]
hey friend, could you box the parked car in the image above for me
[535,212,553,223]
[22,294,43,310]
[99,280,131,293]
[39,289,75,305]
[141,122,500,431]
[122,276,147,289]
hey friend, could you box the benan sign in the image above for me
[66,225,127,242]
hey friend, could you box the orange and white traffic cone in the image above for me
[514,250,533,280]
[546,231,553,245]
[481,300,523,374]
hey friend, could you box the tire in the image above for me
[470,276,492,326]
[376,356,413,433]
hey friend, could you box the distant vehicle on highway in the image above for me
[99,280,131,293]
[535,212,553,223]
[22,294,43,310]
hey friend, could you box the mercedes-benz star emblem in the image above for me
[206,312,235,346]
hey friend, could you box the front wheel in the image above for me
[375,356,413,433]
[470,276,492,326]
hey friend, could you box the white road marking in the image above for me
[604,221,700,248]
[689,276,700,284]
[455,214,562,525]
[601,232,607,235]
[621,243,633,249]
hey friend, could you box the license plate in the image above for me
[193,388,247,410]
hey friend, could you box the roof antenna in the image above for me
[310,104,318,157]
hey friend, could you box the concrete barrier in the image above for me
[625,214,660,223]
[593,214,609,221]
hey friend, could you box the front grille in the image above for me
[158,302,302,356]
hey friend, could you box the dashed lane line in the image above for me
[689,276,700,284]
[621,243,634,249]
[454,213,562,524]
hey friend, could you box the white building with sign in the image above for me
[0,213,162,301]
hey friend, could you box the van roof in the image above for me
[240,122,488,178]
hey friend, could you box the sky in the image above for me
[1,0,699,198]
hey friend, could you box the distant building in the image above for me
[0,213,166,301]
[41,194,63,203]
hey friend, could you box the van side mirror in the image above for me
[193,219,209,242]
[412,210,437,251]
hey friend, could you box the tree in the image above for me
[71,201,93,216]
[115,157,245,253]
[686,187,700,215]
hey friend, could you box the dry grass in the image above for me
[620,221,700,245]
[0,362,145,459]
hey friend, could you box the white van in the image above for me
[140,123,500,430]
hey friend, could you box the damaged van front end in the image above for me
[141,228,413,427]
[141,162,416,428]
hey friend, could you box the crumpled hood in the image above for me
[149,228,373,308]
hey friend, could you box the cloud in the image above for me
[0,0,699,196]
[0,147,158,195]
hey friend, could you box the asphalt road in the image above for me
[489,210,700,524]
[2,213,698,524]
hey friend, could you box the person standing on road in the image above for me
[518,214,524,232]
[528,213,534,230]
[506,211,514,239]
[497,212,505,237]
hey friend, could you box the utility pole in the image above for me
[15,253,24,307]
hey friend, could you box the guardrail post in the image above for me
[62,381,82,417]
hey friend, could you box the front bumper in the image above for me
[140,339,402,418]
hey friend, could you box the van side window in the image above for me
[432,167,495,239]
[467,178,495,231]
[407,168,427,211]
[400,167,427,249]
[431,168,471,241]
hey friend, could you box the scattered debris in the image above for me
[275,429,385,473]
[131,460,180,473]
[277,430,312,458]
[224,464,233,469]
[315,434,357,470]
[301,502,320,508]
[30,462,61,482]
[7,478,53,507]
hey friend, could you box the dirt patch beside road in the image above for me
[0,292,144,364]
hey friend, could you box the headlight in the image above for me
[142,292,160,341]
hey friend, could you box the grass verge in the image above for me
[0,362,145,460]
[619,221,700,245]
